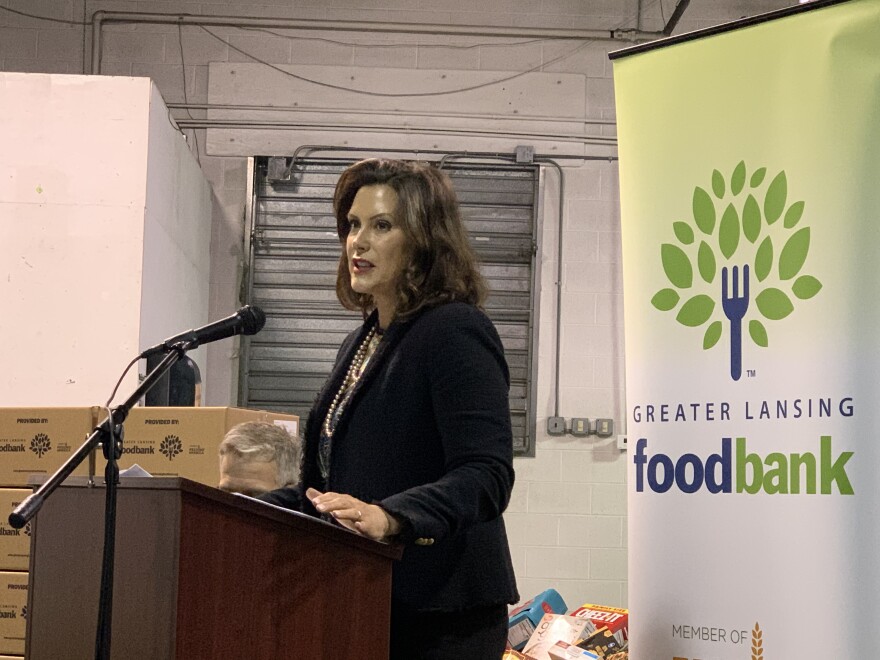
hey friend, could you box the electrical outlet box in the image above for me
[515,145,535,163]
[547,416,566,436]
[570,418,590,436]
[617,435,628,450]
[595,418,614,437]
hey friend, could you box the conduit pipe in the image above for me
[166,102,617,127]
[427,153,587,424]
[168,101,618,145]
[90,10,668,74]
[172,117,617,145]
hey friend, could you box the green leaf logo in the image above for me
[673,221,695,245]
[742,195,761,243]
[718,204,740,259]
[698,241,716,283]
[652,163,822,380]
[778,227,810,280]
[661,244,693,288]
[651,289,680,311]
[764,171,787,224]
[693,187,716,234]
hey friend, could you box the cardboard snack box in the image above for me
[570,603,629,642]
[523,614,593,660]
[0,572,27,656]
[508,588,567,650]
[576,627,624,657]
[0,408,100,487]
[0,491,32,572]
[113,407,298,487]
[504,650,538,660]
[547,640,599,660]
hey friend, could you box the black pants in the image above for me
[389,602,508,660]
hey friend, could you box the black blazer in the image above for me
[293,302,519,612]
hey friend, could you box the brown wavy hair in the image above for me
[333,158,487,320]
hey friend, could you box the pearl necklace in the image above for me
[322,326,379,438]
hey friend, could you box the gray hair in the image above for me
[219,421,301,487]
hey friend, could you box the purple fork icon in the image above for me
[721,265,750,380]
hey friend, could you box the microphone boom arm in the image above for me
[9,342,190,528]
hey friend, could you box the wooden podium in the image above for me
[25,477,402,659]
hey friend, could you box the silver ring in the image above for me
[356,509,362,521]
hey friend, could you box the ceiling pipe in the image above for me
[171,117,617,146]
[166,102,617,126]
[275,145,616,182]
[90,10,667,74]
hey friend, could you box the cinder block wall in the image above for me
[0,0,791,610]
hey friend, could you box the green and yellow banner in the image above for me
[612,1,880,657]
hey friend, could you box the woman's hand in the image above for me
[306,487,400,541]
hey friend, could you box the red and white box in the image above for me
[569,603,629,642]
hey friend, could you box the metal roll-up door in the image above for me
[241,157,540,455]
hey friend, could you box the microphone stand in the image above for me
[9,342,192,660]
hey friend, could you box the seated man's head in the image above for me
[218,422,300,497]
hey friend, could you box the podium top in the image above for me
[31,475,403,561]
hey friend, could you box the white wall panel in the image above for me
[0,73,210,406]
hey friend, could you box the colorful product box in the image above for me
[570,603,629,641]
[522,614,593,660]
[548,640,600,660]
[508,588,567,651]
[576,627,624,656]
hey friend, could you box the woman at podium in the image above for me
[290,158,518,659]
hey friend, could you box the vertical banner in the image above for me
[612,1,880,658]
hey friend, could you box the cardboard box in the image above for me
[0,408,100,487]
[509,588,567,650]
[115,407,299,486]
[0,572,27,656]
[0,492,31,572]
[523,614,593,660]
[547,641,599,660]
[570,603,629,642]
[575,627,624,657]
[503,651,537,660]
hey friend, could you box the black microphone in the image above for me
[139,305,266,359]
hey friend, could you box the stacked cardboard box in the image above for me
[0,491,31,573]
[0,573,27,656]
[0,406,297,657]
[114,407,298,486]
[0,406,100,657]
[0,408,100,487]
